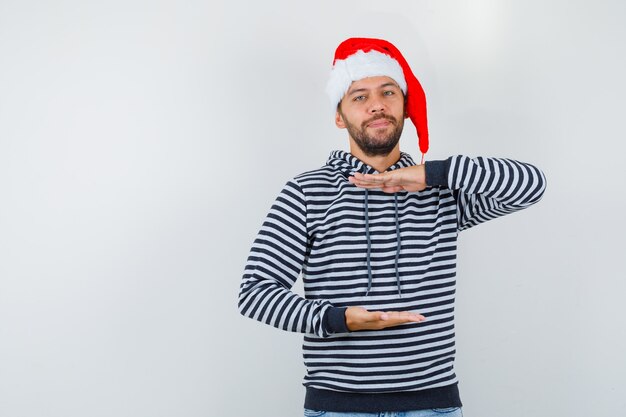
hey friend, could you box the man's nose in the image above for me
[368,99,385,113]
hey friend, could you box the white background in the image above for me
[1,1,625,416]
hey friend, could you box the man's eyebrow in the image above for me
[346,82,401,96]
[346,87,368,96]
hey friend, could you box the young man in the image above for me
[238,38,546,416]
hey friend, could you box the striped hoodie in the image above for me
[238,150,546,412]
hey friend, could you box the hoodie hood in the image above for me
[326,149,417,177]
[326,150,417,297]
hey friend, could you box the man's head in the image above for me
[335,75,406,157]
[326,38,429,159]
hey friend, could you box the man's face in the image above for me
[335,76,407,157]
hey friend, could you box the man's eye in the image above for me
[353,95,366,101]
[383,90,395,96]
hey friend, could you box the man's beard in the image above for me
[342,112,404,157]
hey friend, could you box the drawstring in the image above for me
[363,187,403,297]
[394,193,402,297]
[364,188,373,296]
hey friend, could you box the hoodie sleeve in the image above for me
[425,156,546,231]
[238,179,348,337]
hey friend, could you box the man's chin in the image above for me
[362,150,393,157]
[349,126,403,156]
[357,141,399,157]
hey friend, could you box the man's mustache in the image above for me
[362,114,397,128]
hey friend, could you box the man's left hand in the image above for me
[348,165,427,193]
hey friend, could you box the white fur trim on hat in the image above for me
[325,50,407,110]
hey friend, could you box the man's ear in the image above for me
[335,108,346,129]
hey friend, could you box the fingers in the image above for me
[350,172,399,186]
[349,174,425,193]
[348,175,404,192]
[352,172,389,182]
[345,307,426,331]
[348,176,380,188]
[372,314,425,329]
[380,311,426,324]
[348,166,425,192]
[346,177,406,193]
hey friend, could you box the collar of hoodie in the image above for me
[326,150,417,297]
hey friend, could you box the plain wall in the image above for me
[1,1,625,416]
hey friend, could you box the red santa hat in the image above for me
[326,37,429,158]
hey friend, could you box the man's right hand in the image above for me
[345,306,426,331]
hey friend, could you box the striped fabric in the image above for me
[239,150,546,394]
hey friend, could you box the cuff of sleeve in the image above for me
[425,159,450,187]
[325,307,349,334]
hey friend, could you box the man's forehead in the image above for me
[346,76,402,94]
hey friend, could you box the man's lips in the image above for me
[367,119,392,128]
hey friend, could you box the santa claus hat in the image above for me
[326,37,429,158]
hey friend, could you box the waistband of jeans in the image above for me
[304,383,462,413]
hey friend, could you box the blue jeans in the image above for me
[303,408,463,417]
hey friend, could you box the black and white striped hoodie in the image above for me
[239,150,546,412]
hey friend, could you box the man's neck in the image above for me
[348,142,401,173]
